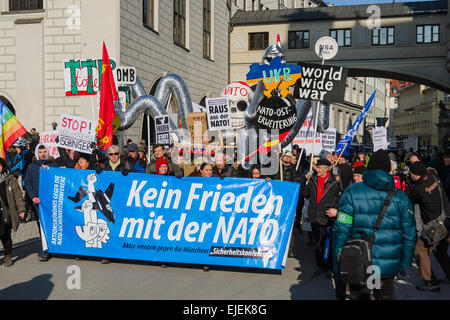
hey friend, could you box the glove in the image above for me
[122,169,131,176]
[95,167,103,175]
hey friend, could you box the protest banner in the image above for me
[39,131,59,158]
[293,63,348,103]
[57,114,97,154]
[373,126,388,151]
[38,168,300,270]
[321,128,336,153]
[154,115,171,146]
[292,112,321,155]
[63,58,118,96]
[206,97,232,131]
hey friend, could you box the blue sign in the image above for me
[38,168,300,269]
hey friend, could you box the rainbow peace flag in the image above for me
[0,101,27,159]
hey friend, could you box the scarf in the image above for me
[317,172,330,204]
[110,159,121,172]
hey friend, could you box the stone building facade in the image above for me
[0,0,229,144]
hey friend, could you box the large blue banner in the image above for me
[38,168,300,269]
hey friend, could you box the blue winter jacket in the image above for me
[333,170,417,277]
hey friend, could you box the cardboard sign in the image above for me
[187,112,208,145]
[293,63,348,103]
[321,128,337,153]
[373,127,388,151]
[57,114,97,154]
[206,97,232,131]
[63,58,117,96]
[40,131,60,158]
[154,115,171,146]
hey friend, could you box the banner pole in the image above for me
[309,100,320,173]
[296,116,312,172]
[335,141,349,166]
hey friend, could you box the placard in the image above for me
[321,128,337,153]
[292,112,322,156]
[116,66,136,85]
[57,114,96,154]
[63,58,117,96]
[293,63,348,103]
[39,131,60,158]
[373,126,388,151]
[206,97,232,131]
[154,115,171,146]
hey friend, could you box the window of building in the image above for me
[330,29,351,47]
[9,0,43,11]
[143,0,155,30]
[173,0,186,47]
[203,0,211,59]
[372,26,394,45]
[249,32,269,50]
[288,30,310,49]
[416,24,439,43]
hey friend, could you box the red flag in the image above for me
[96,42,119,151]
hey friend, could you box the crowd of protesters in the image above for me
[1,127,450,300]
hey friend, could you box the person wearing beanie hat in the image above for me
[352,165,367,183]
[156,157,170,175]
[367,150,392,173]
[333,149,417,300]
[407,162,450,292]
[409,161,427,177]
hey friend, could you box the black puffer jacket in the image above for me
[407,173,450,224]
[301,173,342,226]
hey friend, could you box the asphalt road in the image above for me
[1,224,449,300]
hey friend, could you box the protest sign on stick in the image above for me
[57,114,96,154]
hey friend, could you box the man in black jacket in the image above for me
[407,161,450,292]
[24,144,59,261]
[301,158,341,274]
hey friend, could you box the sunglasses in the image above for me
[109,152,120,156]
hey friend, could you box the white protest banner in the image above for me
[155,115,171,146]
[292,112,321,155]
[321,128,336,153]
[116,66,136,86]
[373,126,388,151]
[39,131,60,158]
[206,97,232,131]
[63,58,117,96]
[57,114,97,154]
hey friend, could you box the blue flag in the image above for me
[335,91,376,156]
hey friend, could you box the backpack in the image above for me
[421,175,449,246]
[338,188,398,286]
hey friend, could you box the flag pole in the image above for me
[335,141,349,166]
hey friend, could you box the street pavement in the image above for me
[1,223,449,300]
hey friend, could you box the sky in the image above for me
[329,0,436,5]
